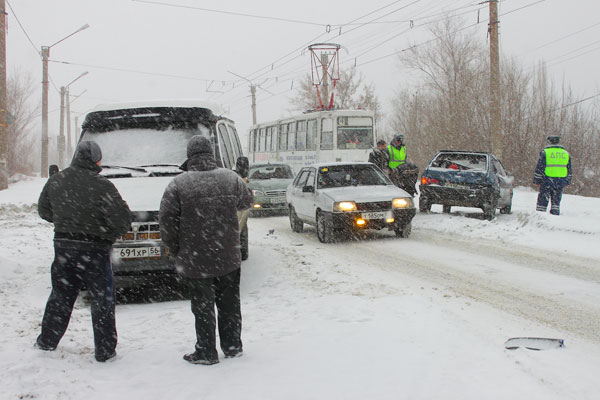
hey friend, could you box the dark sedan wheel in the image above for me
[394,222,412,238]
[289,206,304,233]
[316,212,334,243]
[500,199,512,214]
[482,197,497,221]
[419,197,431,213]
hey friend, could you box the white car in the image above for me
[286,162,416,243]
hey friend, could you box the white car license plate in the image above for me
[270,196,287,204]
[117,247,161,259]
[362,211,390,220]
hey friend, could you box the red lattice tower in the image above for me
[307,43,341,111]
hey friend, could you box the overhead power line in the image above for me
[133,0,330,27]
[6,0,39,55]
[48,59,237,84]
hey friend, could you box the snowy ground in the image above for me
[1,177,599,400]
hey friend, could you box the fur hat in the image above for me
[187,135,212,158]
[547,136,560,145]
[75,140,102,163]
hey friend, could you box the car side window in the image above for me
[295,170,310,188]
[305,170,315,187]
[493,159,507,177]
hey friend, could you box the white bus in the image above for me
[248,109,376,172]
[75,99,249,289]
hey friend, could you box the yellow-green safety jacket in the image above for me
[387,145,406,169]
[544,147,569,178]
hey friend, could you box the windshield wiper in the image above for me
[102,165,148,172]
[140,164,182,168]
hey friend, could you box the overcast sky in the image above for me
[6,0,600,149]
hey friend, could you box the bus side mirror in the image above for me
[236,156,249,179]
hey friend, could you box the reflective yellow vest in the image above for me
[387,145,406,169]
[544,147,569,178]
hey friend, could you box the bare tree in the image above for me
[390,17,600,196]
[7,71,38,176]
[288,66,382,121]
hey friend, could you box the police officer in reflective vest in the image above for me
[387,134,407,170]
[533,135,572,215]
[386,133,418,196]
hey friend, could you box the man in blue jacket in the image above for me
[533,136,572,216]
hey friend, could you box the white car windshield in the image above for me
[317,165,390,188]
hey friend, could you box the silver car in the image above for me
[286,162,416,243]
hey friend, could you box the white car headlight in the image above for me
[392,197,413,209]
[252,189,266,197]
[334,201,357,212]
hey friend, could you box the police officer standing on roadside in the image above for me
[387,134,407,171]
[533,135,572,215]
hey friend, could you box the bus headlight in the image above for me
[392,197,413,209]
[334,201,357,212]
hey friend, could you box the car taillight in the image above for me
[421,177,439,185]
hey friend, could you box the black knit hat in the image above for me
[187,135,213,158]
[74,140,102,163]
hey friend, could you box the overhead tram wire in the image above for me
[340,3,484,65]
[48,59,237,84]
[354,0,546,68]
[132,0,330,28]
[218,1,496,109]
[6,0,39,55]
[244,0,479,85]
[518,20,600,56]
[228,0,414,85]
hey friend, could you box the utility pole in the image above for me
[40,24,89,178]
[41,46,49,177]
[250,84,256,125]
[489,0,502,159]
[66,88,72,157]
[58,87,66,168]
[0,0,8,189]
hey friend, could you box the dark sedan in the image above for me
[419,150,513,220]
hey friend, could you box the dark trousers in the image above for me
[184,268,242,360]
[537,179,564,215]
[37,240,117,361]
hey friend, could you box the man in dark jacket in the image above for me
[368,139,389,175]
[159,135,252,365]
[36,141,133,362]
[533,135,572,215]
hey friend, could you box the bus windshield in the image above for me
[82,125,209,167]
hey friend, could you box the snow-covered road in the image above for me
[2,179,600,399]
[251,214,600,343]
